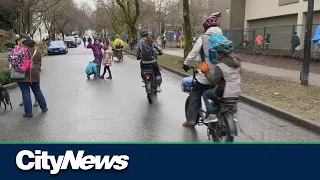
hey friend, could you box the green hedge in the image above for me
[0,68,12,85]
[5,42,15,49]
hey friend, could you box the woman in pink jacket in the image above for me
[255,33,264,50]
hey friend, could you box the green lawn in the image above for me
[158,53,320,121]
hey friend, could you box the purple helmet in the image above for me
[203,15,220,31]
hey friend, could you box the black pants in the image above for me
[186,81,211,121]
[140,61,161,84]
[101,66,112,77]
[162,41,166,49]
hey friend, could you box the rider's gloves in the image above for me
[182,63,190,72]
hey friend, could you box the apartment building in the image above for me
[212,0,246,30]
[245,0,320,49]
[213,0,320,49]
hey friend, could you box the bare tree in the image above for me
[54,0,79,40]
[96,0,125,36]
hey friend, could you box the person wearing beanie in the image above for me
[13,36,48,117]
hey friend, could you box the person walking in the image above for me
[129,36,135,52]
[12,36,48,117]
[162,33,166,49]
[291,32,300,54]
[157,37,162,48]
[100,45,113,79]
[82,36,87,47]
[242,35,249,51]
[265,34,271,50]
[87,39,103,76]
[255,33,264,51]
[88,36,92,43]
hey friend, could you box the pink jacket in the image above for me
[256,35,264,46]
[102,47,112,66]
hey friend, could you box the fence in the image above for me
[223,24,320,55]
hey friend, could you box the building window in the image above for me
[279,0,299,6]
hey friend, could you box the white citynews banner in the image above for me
[15,150,129,175]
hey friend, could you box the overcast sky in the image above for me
[74,0,95,9]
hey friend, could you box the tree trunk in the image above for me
[60,30,65,41]
[183,0,192,58]
[129,25,137,38]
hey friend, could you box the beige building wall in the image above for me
[212,0,246,30]
[230,0,246,29]
[245,0,320,22]
[213,0,232,30]
[244,0,320,50]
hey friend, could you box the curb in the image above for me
[159,64,320,135]
[240,95,320,134]
[3,82,18,90]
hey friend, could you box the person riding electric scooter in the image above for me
[182,13,223,127]
[136,29,163,92]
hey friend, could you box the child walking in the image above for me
[100,45,113,80]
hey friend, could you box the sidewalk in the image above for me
[163,49,320,87]
[0,51,8,59]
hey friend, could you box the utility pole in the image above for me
[301,0,314,85]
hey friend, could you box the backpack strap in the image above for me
[201,35,210,62]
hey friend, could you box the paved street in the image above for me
[0,47,320,142]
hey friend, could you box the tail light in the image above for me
[224,105,233,109]
[146,75,151,79]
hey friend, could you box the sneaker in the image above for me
[99,76,105,79]
[33,100,39,107]
[156,86,162,92]
[23,114,33,118]
[233,114,238,122]
[19,101,24,106]
[203,114,218,124]
[106,76,112,80]
[42,108,48,113]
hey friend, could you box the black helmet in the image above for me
[140,29,148,37]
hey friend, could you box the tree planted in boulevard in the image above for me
[115,0,140,37]
[183,0,192,58]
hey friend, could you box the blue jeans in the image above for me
[18,82,47,116]
[95,57,103,75]
[202,89,238,115]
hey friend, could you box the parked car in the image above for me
[64,36,77,48]
[48,40,68,55]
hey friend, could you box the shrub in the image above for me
[4,42,15,49]
[0,68,12,85]
[0,44,6,52]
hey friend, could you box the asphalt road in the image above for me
[1,47,320,142]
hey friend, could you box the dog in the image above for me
[0,86,13,111]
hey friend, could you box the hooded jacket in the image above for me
[13,40,42,83]
[87,42,103,58]
[184,27,223,85]
[204,56,241,98]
